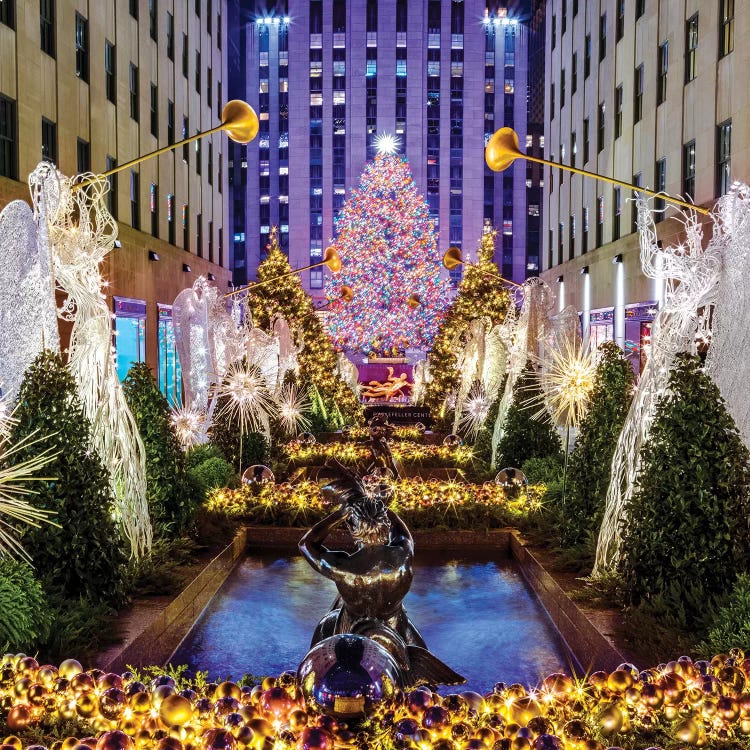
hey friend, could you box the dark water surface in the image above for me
[170,553,574,693]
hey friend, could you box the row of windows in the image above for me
[548,120,732,267]
[552,10,731,124]
[551,1,733,60]
[3,1,222,90]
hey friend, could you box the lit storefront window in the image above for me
[113,296,146,381]
[158,304,182,406]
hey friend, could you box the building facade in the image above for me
[542,0,746,365]
[232,1,537,294]
[0,0,231,402]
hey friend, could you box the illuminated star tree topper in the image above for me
[324,153,451,353]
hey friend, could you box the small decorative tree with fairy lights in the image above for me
[248,232,362,428]
[324,149,451,355]
[424,226,511,420]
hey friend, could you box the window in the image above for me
[129,63,139,121]
[208,220,213,262]
[195,137,201,175]
[150,183,158,237]
[182,33,188,77]
[150,84,158,138]
[106,155,117,218]
[40,0,55,57]
[717,119,732,196]
[182,117,189,162]
[583,117,590,163]
[206,0,212,34]
[0,96,17,179]
[597,103,605,153]
[558,223,564,265]
[550,83,555,116]
[207,142,213,185]
[41,118,56,164]
[569,216,575,261]
[584,34,591,78]
[613,187,621,240]
[572,52,578,94]
[615,85,623,138]
[105,41,116,103]
[719,0,734,58]
[573,0,578,16]
[582,207,589,253]
[167,193,175,244]
[167,12,174,60]
[599,13,606,61]
[218,229,223,266]
[76,138,90,173]
[157,305,182,407]
[196,213,203,257]
[596,196,604,247]
[207,66,212,104]
[195,51,201,93]
[634,64,643,123]
[130,171,140,230]
[167,100,174,145]
[129,0,138,19]
[0,0,15,28]
[571,131,577,167]
[657,42,668,105]
[683,140,696,200]
[217,81,222,119]
[310,269,324,289]
[75,13,88,81]
[635,0,645,20]
[551,15,556,50]
[149,0,157,40]
[655,158,666,213]
[195,0,201,17]
[182,204,189,250]
[561,0,566,34]
[684,14,698,83]
[616,0,624,41]
[560,70,565,109]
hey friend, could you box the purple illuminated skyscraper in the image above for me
[229,1,540,295]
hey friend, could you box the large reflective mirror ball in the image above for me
[495,467,528,495]
[443,434,463,448]
[298,432,317,446]
[297,634,402,719]
[241,464,275,485]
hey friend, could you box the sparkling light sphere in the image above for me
[495,467,528,497]
[298,432,317,446]
[297,634,402,719]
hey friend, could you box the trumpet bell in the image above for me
[485,127,521,172]
[442,246,463,271]
[324,246,342,273]
[221,100,259,144]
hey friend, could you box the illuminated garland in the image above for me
[282,440,476,470]
[323,154,451,353]
[2,652,750,749]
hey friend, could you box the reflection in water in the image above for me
[171,554,573,693]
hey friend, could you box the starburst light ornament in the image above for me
[170,406,205,450]
[374,132,400,155]
[215,361,277,436]
[457,382,491,439]
[276,382,311,436]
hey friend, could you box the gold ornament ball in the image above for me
[155,739,183,750]
[6,704,33,730]
[58,660,84,680]
[201,729,237,750]
[95,732,134,750]
[159,695,194,727]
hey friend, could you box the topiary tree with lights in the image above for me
[424,227,511,422]
[10,351,126,604]
[619,353,750,626]
[323,152,451,355]
[495,364,563,469]
[248,232,362,428]
[123,363,195,532]
[560,342,634,548]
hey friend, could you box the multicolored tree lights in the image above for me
[324,154,451,354]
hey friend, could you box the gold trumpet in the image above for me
[485,127,710,216]
[442,246,522,288]
[74,100,259,191]
[225,246,342,298]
